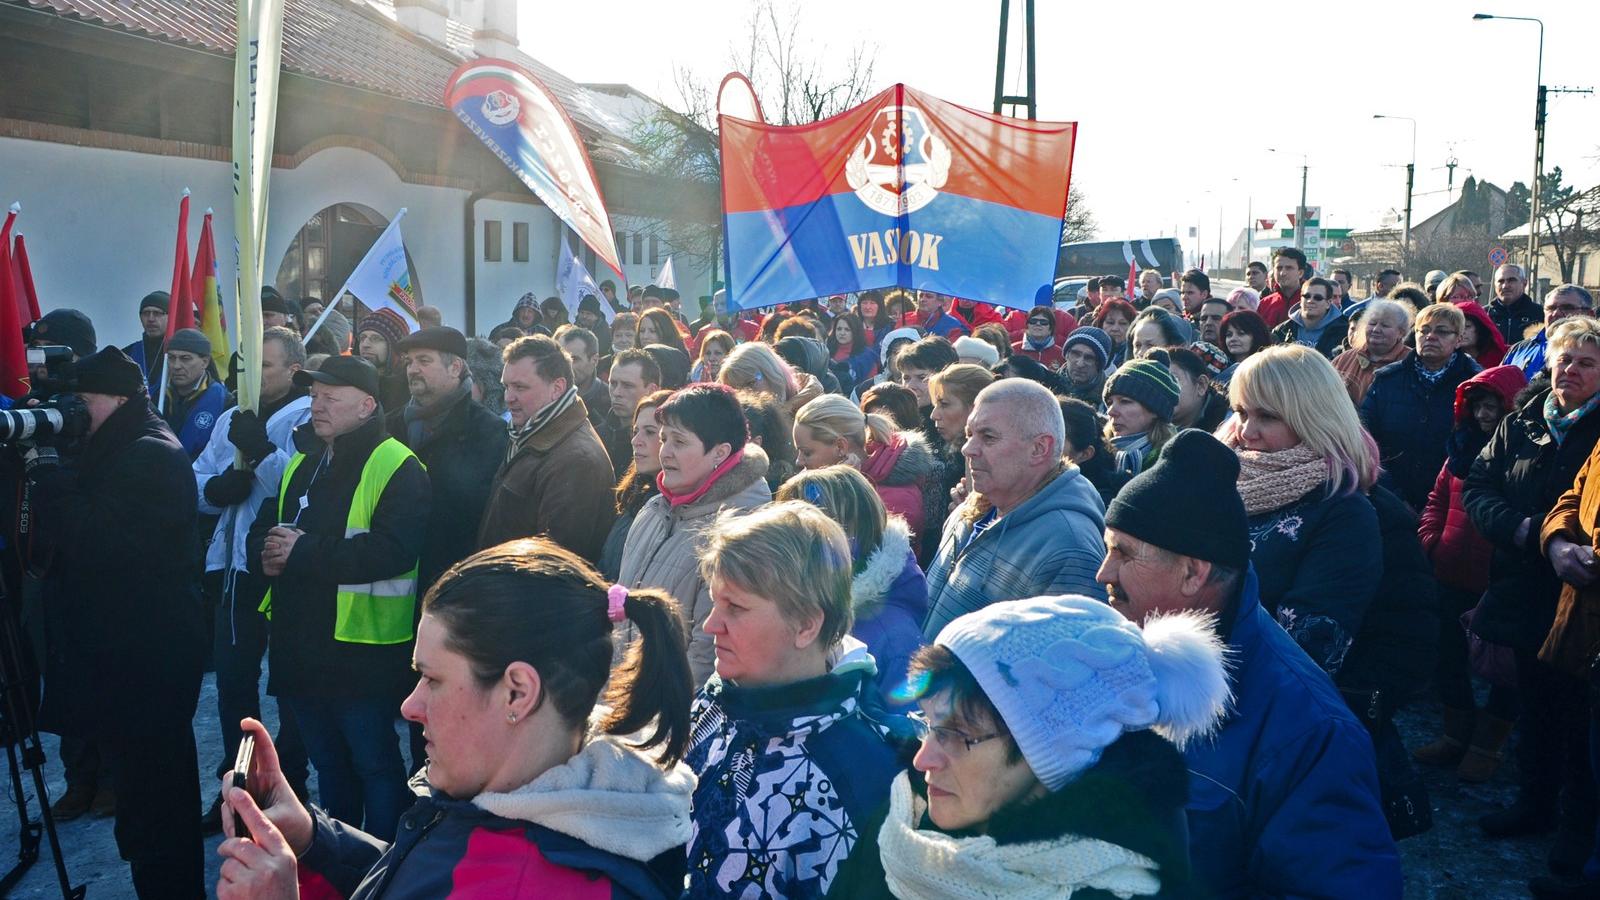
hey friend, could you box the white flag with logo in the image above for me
[559,231,609,322]
[343,212,418,327]
[657,255,676,290]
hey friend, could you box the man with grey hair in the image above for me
[921,378,1107,639]
[1488,263,1541,344]
[1504,284,1597,379]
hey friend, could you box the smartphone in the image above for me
[230,734,255,839]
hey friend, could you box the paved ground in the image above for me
[0,675,1557,898]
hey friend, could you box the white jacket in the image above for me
[193,395,312,574]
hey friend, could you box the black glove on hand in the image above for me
[228,410,275,463]
[204,467,256,507]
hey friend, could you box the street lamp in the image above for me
[1473,12,1544,285]
[1373,114,1416,266]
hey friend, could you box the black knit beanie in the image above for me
[1105,429,1251,570]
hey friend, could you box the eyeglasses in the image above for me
[1027,319,1052,327]
[1418,327,1458,338]
[1548,304,1589,314]
[1303,293,1330,303]
[907,710,1004,757]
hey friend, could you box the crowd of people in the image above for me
[8,256,1600,898]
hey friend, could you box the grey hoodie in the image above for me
[922,464,1108,640]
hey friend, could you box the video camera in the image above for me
[0,346,88,446]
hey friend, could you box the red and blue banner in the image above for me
[445,59,624,280]
[720,83,1076,312]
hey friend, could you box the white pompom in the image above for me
[1141,610,1233,747]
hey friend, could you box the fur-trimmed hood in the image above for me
[472,734,696,863]
[851,519,925,615]
[862,429,938,488]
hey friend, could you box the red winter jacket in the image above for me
[1455,300,1509,369]
[1257,286,1298,328]
[1418,364,1528,592]
[1011,339,1065,368]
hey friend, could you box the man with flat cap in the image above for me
[162,328,232,459]
[247,354,429,842]
[122,290,169,399]
[386,326,507,594]
[27,347,207,897]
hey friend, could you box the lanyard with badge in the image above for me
[289,452,331,527]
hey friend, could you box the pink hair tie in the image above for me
[607,584,629,623]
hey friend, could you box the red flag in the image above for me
[165,192,195,339]
[14,235,40,323]
[1127,258,1137,301]
[0,204,30,398]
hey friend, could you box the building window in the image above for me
[513,222,529,262]
[484,220,502,262]
[275,203,424,312]
[614,231,626,260]
[633,233,644,265]
[649,234,660,266]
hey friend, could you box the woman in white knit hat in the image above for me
[827,594,1230,899]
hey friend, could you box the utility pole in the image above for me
[1296,163,1308,252]
[1373,115,1417,266]
[992,0,1036,119]
[1531,83,1545,284]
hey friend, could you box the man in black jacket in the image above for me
[28,347,206,898]
[387,327,507,593]
[248,355,429,842]
[1488,264,1542,345]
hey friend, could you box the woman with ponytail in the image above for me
[793,393,939,554]
[216,539,697,899]
[828,594,1228,899]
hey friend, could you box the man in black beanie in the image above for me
[27,346,207,897]
[122,291,169,399]
[1095,428,1400,898]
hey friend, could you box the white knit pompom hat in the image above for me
[934,594,1231,791]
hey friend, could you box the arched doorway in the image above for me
[275,203,423,308]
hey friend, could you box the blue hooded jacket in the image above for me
[847,518,928,706]
[1184,568,1402,898]
[922,464,1107,640]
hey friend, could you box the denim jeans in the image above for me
[284,694,412,841]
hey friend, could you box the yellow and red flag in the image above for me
[191,209,229,373]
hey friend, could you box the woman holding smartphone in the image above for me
[215,539,697,899]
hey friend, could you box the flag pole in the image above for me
[302,208,406,344]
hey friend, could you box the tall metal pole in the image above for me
[992,0,1037,119]
[1404,162,1415,264]
[1297,163,1308,252]
[1473,14,1544,284]
[992,0,1009,116]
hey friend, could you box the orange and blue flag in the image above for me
[720,84,1075,312]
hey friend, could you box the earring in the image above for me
[506,713,517,724]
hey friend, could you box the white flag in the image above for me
[657,255,676,290]
[559,231,609,322]
[304,210,417,342]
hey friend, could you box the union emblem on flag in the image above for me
[846,106,951,216]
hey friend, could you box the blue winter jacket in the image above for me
[847,519,928,706]
[1185,568,1402,899]
[685,647,909,899]
[1361,352,1481,510]
[1504,329,1548,379]
[922,464,1107,640]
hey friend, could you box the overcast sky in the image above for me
[522,0,1600,259]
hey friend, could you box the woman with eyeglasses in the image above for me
[686,502,911,899]
[826,594,1227,899]
[1361,302,1484,511]
[1010,305,1064,368]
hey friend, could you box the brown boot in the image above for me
[1412,706,1475,766]
[1458,713,1516,783]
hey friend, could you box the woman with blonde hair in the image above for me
[793,394,938,552]
[778,466,928,706]
[1217,344,1382,674]
[718,339,821,416]
[927,363,994,516]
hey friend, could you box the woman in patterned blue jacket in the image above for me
[685,501,913,899]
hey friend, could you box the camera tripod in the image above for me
[0,583,85,899]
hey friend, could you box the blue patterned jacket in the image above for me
[685,648,909,899]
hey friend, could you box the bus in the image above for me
[1055,238,1185,286]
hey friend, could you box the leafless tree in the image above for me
[1062,184,1097,244]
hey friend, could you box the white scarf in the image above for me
[877,773,1162,900]
[471,734,696,862]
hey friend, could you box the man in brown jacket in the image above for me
[477,335,615,562]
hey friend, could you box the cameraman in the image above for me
[26,347,206,898]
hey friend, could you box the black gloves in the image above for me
[204,467,256,507]
[228,410,275,464]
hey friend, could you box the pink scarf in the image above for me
[657,448,746,508]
